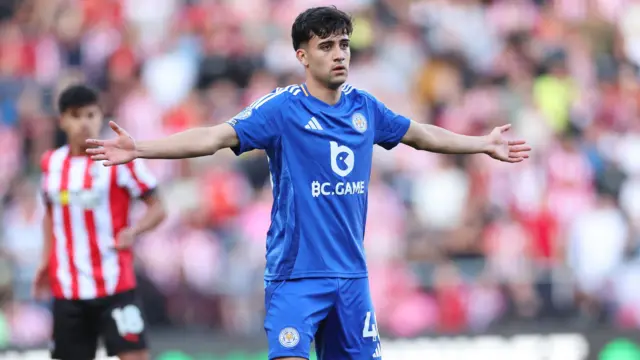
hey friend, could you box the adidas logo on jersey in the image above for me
[373,342,382,358]
[304,117,323,130]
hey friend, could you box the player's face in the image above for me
[60,105,103,149]
[303,33,351,90]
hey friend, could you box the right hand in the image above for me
[86,121,137,166]
[32,265,50,301]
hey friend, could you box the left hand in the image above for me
[31,264,50,301]
[112,227,137,251]
[485,124,531,163]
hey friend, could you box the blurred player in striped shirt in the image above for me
[34,84,166,360]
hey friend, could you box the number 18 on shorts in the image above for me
[111,304,145,341]
[51,290,148,360]
[264,278,382,360]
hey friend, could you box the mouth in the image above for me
[332,66,347,72]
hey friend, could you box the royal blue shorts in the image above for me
[264,277,383,360]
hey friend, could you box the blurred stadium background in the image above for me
[1,0,640,359]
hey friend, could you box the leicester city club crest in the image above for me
[278,327,300,348]
[227,107,252,127]
[352,113,367,133]
[235,107,253,120]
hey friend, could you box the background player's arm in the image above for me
[132,193,165,236]
[400,120,492,154]
[113,160,166,250]
[32,208,53,299]
[40,208,53,268]
[113,191,166,250]
[33,174,54,299]
[37,152,54,271]
[135,123,239,159]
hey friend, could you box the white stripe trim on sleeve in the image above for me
[132,160,157,190]
[253,87,286,109]
[117,164,142,198]
[248,85,299,110]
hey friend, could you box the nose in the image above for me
[333,49,345,63]
[81,117,93,130]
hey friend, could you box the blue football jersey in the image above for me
[227,83,411,280]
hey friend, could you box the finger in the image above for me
[109,121,125,135]
[499,124,512,133]
[86,139,105,146]
[508,154,529,162]
[509,151,529,158]
[103,161,116,167]
[91,154,109,161]
[509,145,532,153]
[86,147,105,155]
[508,140,526,146]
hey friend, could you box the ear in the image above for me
[296,49,309,67]
[58,115,67,131]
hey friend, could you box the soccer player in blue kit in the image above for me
[87,6,531,360]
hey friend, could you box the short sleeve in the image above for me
[370,96,411,150]
[117,159,158,198]
[226,89,285,155]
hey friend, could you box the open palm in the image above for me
[86,121,137,166]
[485,124,531,163]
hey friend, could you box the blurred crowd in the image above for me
[2,0,640,349]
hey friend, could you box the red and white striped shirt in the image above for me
[40,146,157,300]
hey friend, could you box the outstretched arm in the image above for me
[401,121,531,163]
[369,92,530,162]
[134,123,239,159]
[87,121,239,165]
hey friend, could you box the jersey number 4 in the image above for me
[362,311,379,340]
[111,305,144,336]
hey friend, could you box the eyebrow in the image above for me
[317,39,334,46]
[317,38,349,46]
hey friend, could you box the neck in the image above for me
[69,143,87,157]
[305,77,342,105]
